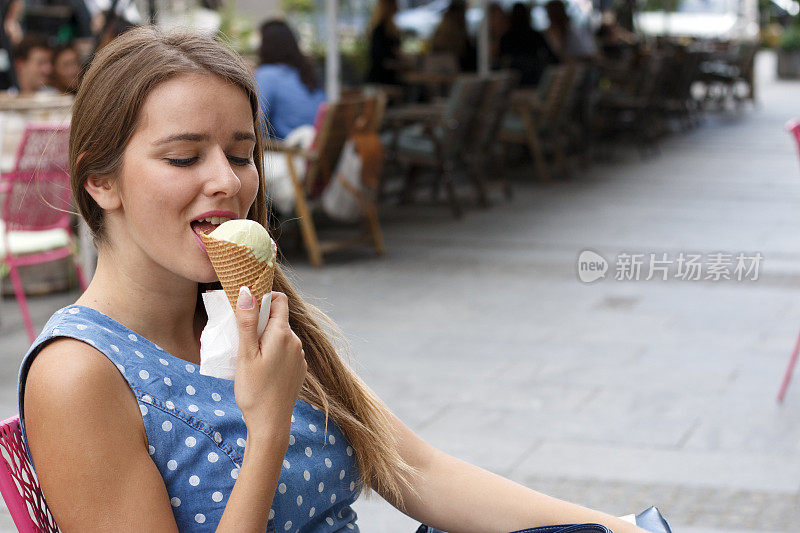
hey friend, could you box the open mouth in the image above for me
[190,216,233,236]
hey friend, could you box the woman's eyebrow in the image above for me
[233,131,256,142]
[152,131,254,145]
[153,132,209,145]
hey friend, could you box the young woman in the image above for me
[18,27,646,533]
[254,20,325,140]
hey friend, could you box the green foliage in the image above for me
[780,24,800,51]
[640,0,680,12]
[217,1,256,56]
[282,0,316,14]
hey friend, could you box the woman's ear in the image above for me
[83,174,122,210]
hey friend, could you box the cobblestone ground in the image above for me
[1,51,799,532]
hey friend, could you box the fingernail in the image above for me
[238,286,254,309]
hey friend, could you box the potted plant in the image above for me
[777,24,800,79]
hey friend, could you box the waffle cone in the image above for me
[199,232,275,313]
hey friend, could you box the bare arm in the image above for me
[382,412,647,533]
[24,339,181,532]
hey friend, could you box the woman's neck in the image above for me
[75,245,206,365]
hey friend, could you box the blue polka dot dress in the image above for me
[18,305,362,532]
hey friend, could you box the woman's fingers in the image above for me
[267,291,290,327]
[236,286,260,358]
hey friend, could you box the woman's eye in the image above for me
[228,155,253,166]
[166,157,198,167]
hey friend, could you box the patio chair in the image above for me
[499,64,576,181]
[463,70,519,203]
[1,122,88,343]
[383,74,487,217]
[0,414,59,532]
[271,94,387,267]
[659,49,703,130]
[592,52,670,156]
[698,42,758,109]
[778,118,800,403]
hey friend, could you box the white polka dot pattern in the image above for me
[21,305,363,532]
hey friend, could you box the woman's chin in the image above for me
[193,265,220,285]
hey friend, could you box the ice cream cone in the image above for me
[199,232,275,313]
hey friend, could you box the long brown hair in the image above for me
[70,26,415,506]
[258,20,320,92]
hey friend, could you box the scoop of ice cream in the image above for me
[208,219,276,265]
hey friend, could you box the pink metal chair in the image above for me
[0,415,59,532]
[1,122,87,343]
[778,118,800,403]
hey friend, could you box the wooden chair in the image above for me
[271,95,386,267]
[383,74,487,217]
[463,70,519,203]
[698,42,758,109]
[593,52,670,156]
[499,64,576,181]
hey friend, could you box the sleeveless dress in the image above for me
[17,304,362,533]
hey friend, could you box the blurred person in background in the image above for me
[596,10,637,61]
[430,0,476,71]
[367,0,402,85]
[11,34,54,95]
[487,2,509,69]
[254,19,325,140]
[50,42,81,93]
[95,9,136,50]
[543,0,597,61]
[500,2,557,86]
[0,0,23,90]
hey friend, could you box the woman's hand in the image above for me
[233,287,307,444]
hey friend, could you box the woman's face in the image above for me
[53,48,80,91]
[107,72,259,284]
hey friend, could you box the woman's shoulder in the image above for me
[19,305,156,440]
[26,335,133,408]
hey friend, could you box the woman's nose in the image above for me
[203,149,242,197]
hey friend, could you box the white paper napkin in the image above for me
[199,290,271,380]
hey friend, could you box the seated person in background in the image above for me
[543,0,598,61]
[429,0,476,72]
[596,10,637,61]
[11,34,55,95]
[254,20,326,140]
[499,2,557,86]
[487,2,509,69]
[367,0,402,85]
[50,43,82,94]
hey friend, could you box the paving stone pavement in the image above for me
[1,51,799,532]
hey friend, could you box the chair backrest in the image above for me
[467,71,519,153]
[787,119,800,164]
[306,97,369,196]
[0,415,59,532]
[1,169,73,234]
[537,65,576,126]
[1,122,73,234]
[12,123,69,174]
[441,75,488,158]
